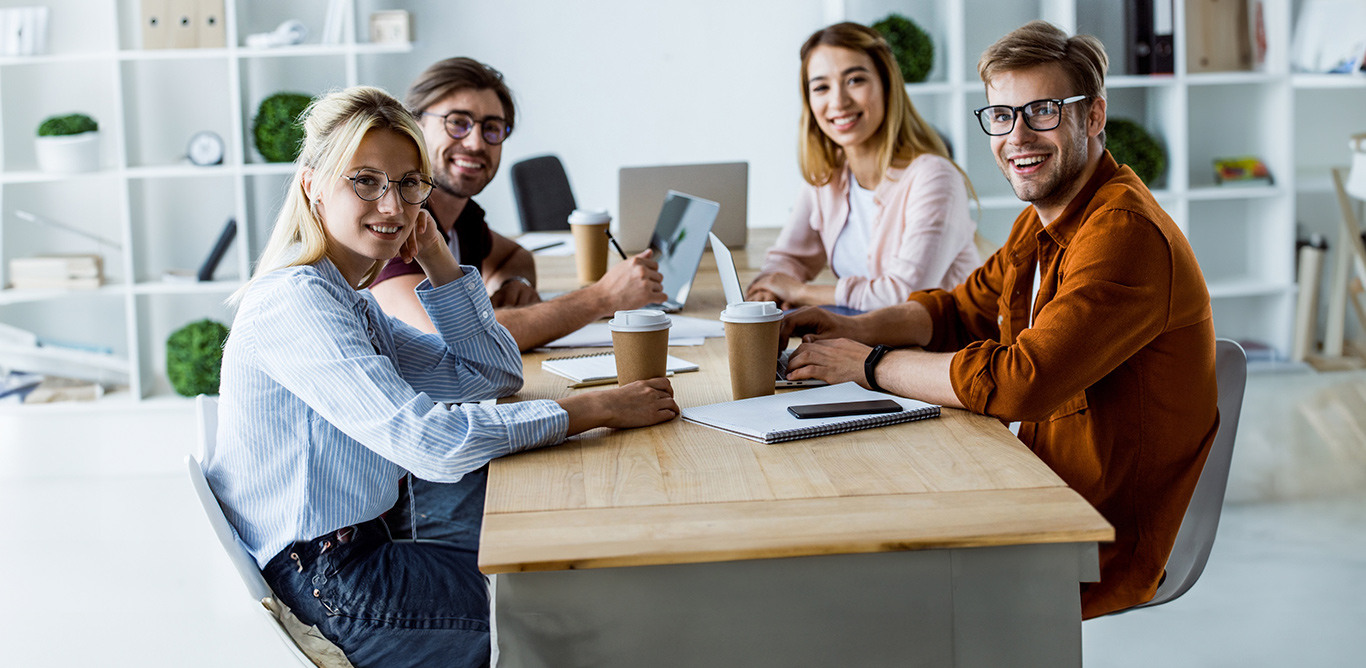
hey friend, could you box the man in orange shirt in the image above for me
[782,20,1219,618]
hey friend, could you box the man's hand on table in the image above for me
[489,276,542,307]
[587,249,666,316]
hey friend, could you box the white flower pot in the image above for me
[35,132,100,173]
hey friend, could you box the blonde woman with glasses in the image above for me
[748,21,981,312]
[207,86,677,666]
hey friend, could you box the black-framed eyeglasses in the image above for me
[420,110,512,145]
[341,168,433,205]
[974,95,1088,136]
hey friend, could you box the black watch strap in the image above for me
[865,344,892,392]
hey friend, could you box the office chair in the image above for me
[1126,338,1248,612]
[185,395,350,667]
[510,154,577,232]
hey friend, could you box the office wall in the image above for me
[358,0,837,238]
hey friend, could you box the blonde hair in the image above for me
[232,86,432,303]
[798,22,971,199]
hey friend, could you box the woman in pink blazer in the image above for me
[748,22,981,311]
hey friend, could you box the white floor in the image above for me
[1,368,1364,667]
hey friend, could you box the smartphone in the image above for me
[787,399,903,419]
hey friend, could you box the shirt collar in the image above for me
[1037,150,1120,251]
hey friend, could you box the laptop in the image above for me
[709,232,827,388]
[645,191,721,313]
[618,162,748,252]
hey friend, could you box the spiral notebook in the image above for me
[681,382,939,444]
[541,351,698,387]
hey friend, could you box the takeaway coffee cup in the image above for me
[568,208,612,285]
[720,301,783,400]
[609,309,672,385]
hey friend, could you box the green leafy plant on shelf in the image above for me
[1106,118,1167,186]
[166,319,230,397]
[871,14,933,84]
[37,113,98,136]
[253,92,312,163]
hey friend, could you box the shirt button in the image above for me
[998,315,1004,325]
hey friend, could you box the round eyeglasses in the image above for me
[421,110,512,145]
[974,95,1088,136]
[341,168,433,205]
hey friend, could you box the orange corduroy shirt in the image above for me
[906,153,1219,618]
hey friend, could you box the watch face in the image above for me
[188,131,225,166]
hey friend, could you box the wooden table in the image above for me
[483,241,1113,667]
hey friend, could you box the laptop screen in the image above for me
[650,190,719,310]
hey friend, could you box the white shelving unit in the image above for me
[836,0,1366,358]
[0,0,412,403]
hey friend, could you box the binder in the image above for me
[1126,0,1175,74]
[140,0,169,49]
[197,218,236,281]
[196,0,225,48]
[681,382,940,444]
[1187,0,1253,73]
[166,0,197,49]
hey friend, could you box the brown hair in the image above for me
[978,20,1108,110]
[797,22,964,191]
[405,57,516,130]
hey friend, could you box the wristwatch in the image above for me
[864,344,892,392]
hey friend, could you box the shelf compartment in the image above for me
[126,175,241,284]
[1186,83,1291,190]
[238,55,347,165]
[121,58,235,169]
[0,60,122,173]
[133,292,236,400]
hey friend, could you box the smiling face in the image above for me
[417,87,506,200]
[805,45,887,158]
[309,128,423,285]
[986,63,1101,222]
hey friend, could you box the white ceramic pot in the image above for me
[34,131,100,173]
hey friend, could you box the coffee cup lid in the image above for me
[568,208,611,225]
[720,301,783,323]
[608,309,671,332]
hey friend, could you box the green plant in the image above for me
[253,92,312,163]
[166,319,229,397]
[871,14,934,84]
[1106,118,1167,186]
[37,113,98,137]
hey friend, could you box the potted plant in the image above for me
[872,14,934,83]
[1106,118,1167,186]
[253,92,312,163]
[35,112,100,173]
[166,318,230,397]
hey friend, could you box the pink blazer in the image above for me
[759,154,980,310]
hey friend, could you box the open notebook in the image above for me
[542,352,698,387]
[681,381,939,444]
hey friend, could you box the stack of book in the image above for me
[7,254,103,290]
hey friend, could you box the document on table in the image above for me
[540,314,725,348]
[515,232,575,256]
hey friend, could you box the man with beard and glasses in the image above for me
[778,21,1219,619]
[368,58,668,559]
[371,57,666,353]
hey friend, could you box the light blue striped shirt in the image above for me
[205,259,568,567]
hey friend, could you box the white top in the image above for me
[830,180,876,279]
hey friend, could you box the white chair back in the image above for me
[1134,338,1247,610]
[186,395,316,665]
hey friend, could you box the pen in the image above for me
[530,240,566,252]
[604,229,627,260]
[567,370,681,389]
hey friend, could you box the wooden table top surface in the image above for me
[479,236,1113,574]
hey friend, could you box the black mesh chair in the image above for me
[510,154,577,232]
